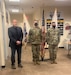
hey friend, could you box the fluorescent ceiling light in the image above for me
[12,9,19,13]
[9,0,20,2]
[55,0,67,1]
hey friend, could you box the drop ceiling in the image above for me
[5,0,71,14]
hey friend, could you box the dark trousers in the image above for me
[11,47,22,65]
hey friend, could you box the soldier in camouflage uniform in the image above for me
[29,22,42,65]
[46,22,60,64]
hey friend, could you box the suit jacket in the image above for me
[8,26,23,49]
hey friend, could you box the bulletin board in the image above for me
[46,18,64,35]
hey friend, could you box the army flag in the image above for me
[52,8,58,27]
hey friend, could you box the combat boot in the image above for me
[53,60,57,64]
[33,59,37,65]
[11,65,16,69]
[18,64,23,68]
[36,61,40,65]
[50,60,54,64]
[33,61,37,65]
[41,56,44,61]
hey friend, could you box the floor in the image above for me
[0,45,71,75]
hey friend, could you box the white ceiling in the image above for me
[5,0,71,14]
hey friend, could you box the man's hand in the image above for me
[16,41,21,45]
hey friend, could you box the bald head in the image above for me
[12,19,17,26]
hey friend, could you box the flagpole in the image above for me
[40,7,46,61]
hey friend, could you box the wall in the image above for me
[26,14,33,27]
[10,13,23,24]
[33,8,41,28]
[0,1,1,66]
[33,6,71,27]
[0,0,9,66]
[0,12,5,67]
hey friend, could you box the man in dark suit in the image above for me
[8,19,23,69]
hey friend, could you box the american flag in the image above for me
[42,10,45,32]
[40,9,46,60]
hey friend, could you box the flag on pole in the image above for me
[23,23,27,37]
[52,8,58,27]
[42,10,45,32]
[40,9,46,61]
[23,14,31,34]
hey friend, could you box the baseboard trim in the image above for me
[1,66,5,69]
[45,48,48,49]
[45,47,64,49]
[59,47,64,48]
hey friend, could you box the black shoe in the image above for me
[11,65,16,69]
[41,56,44,61]
[51,61,54,64]
[33,61,37,65]
[18,64,23,68]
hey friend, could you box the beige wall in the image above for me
[33,6,71,27]
[0,0,8,66]
[10,13,23,24]
[44,6,71,22]
[0,13,5,66]
[26,14,33,27]
[33,8,41,27]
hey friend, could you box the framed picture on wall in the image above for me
[46,18,64,35]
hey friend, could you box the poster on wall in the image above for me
[46,19,64,35]
[46,11,64,35]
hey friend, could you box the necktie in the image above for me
[15,27,19,40]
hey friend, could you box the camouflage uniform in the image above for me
[29,27,42,64]
[46,27,60,63]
